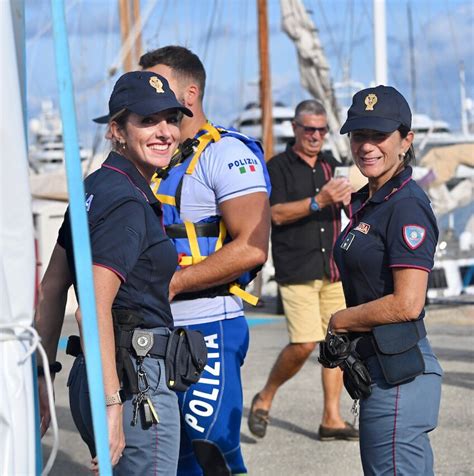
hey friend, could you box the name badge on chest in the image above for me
[340,232,355,251]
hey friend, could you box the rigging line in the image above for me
[175,0,181,44]
[29,0,80,44]
[27,0,80,100]
[339,0,350,80]
[104,0,117,75]
[315,0,346,79]
[202,0,219,63]
[109,0,159,76]
[206,0,224,120]
[347,0,354,80]
[413,9,456,122]
[444,0,461,65]
[147,0,169,47]
[186,0,193,46]
[238,0,249,111]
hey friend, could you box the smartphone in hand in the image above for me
[334,166,350,180]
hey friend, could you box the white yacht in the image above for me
[412,113,474,157]
[29,100,90,173]
[232,102,295,153]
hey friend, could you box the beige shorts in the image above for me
[279,280,346,343]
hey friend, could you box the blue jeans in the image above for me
[177,316,250,476]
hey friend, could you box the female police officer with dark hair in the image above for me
[328,85,443,475]
[35,71,192,474]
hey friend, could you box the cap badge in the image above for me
[364,93,378,111]
[149,76,164,94]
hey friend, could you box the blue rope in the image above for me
[50,2,111,474]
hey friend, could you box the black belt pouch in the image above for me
[372,321,425,385]
[165,328,208,392]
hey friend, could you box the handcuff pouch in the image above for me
[372,320,426,385]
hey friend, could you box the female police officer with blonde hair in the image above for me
[35,71,192,474]
[328,85,443,475]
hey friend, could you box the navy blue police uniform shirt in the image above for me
[334,166,438,319]
[58,152,178,329]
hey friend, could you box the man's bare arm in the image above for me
[169,192,270,299]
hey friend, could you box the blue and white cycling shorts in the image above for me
[177,316,249,476]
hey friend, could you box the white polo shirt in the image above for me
[171,136,267,326]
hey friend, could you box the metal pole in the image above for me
[50,2,112,474]
[119,0,133,72]
[373,0,387,85]
[132,0,142,64]
[459,61,469,136]
[257,0,274,160]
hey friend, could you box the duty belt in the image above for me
[116,329,168,358]
[354,318,427,361]
[65,330,169,359]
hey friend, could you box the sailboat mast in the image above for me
[257,0,274,159]
[133,0,143,61]
[119,0,133,72]
[373,0,387,85]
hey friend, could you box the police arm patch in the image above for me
[403,225,426,250]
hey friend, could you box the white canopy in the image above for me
[0,1,36,474]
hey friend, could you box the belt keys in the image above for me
[131,354,159,427]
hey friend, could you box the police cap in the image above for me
[340,85,411,134]
[93,71,192,124]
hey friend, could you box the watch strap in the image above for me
[105,389,124,406]
[310,196,320,213]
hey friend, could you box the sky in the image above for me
[24,0,474,149]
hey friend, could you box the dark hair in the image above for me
[139,45,206,100]
[398,125,415,166]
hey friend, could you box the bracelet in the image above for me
[37,361,62,377]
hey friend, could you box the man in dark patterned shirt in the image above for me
[248,100,358,441]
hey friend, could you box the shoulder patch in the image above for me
[403,225,426,249]
[227,157,259,173]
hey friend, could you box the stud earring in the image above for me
[399,152,406,160]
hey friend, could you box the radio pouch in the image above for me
[165,328,208,392]
[372,320,425,385]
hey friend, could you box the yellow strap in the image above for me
[229,283,259,306]
[178,255,209,266]
[155,194,176,206]
[202,121,222,142]
[186,123,222,175]
[214,220,227,252]
[150,173,162,195]
[184,221,205,264]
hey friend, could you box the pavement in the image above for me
[41,300,474,475]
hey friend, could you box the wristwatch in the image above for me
[105,389,125,406]
[309,196,320,213]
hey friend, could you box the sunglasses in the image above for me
[294,121,329,135]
